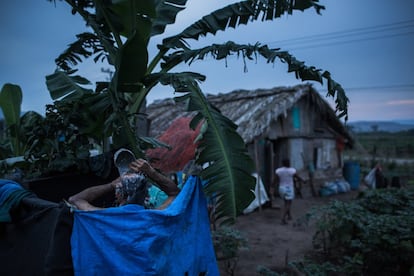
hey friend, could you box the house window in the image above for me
[292,106,300,130]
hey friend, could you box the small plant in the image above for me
[212,226,248,275]
[212,226,248,260]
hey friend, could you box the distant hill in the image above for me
[349,120,414,133]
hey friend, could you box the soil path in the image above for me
[218,188,360,275]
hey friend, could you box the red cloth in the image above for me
[147,117,201,173]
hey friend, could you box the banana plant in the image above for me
[46,0,349,224]
[0,83,24,157]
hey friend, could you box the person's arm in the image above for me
[293,171,304,183]
[129,159,180,196]
[129,159,180,210]
[273,173,280,186]
[68,177,120,211]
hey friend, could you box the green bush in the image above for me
[212,226,248,260]
[212,226,248,275]
[295,188,414,275]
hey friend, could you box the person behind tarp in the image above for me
[68,158,180,211]
[68,150,219,275]
[70,175,219,276]
[274,158,304,225]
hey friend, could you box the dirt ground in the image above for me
[218,185,361,275]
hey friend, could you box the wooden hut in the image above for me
[146,84,353,194]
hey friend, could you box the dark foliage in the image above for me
[294,188,414,275]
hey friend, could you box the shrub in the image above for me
[295,188,414,275]
[212,226,248,275]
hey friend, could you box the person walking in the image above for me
[275,158,303,225]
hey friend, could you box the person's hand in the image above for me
[129,158,153,175]
[110,177,121,189]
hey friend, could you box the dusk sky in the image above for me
[1,0,413,122]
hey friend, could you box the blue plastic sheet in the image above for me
[71,175,219,275]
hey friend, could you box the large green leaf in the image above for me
[0,83,22,131]
[0,83,23,155]
[162,41,349,119]
[161,75,255,225]
[110,0,156,37]
[185,83,255,225]
[155,71,207,91]
[162,0,324,49]
[46,70,94,100]
[55,32,106,71]
[116,30,149,89]
[57,1,118,71]
[151,0,187,36]
[111,0,153,90]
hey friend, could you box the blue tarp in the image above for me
[71,175,219,275]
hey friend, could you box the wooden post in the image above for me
[254,139,262,211]
[270,141,275,202]
[301,152,316,197]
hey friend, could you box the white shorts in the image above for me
[279,185,294,200]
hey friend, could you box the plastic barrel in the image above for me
[343,161,360,190]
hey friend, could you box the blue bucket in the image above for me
[343,162,360,190]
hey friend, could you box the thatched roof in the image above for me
[147,83,352,145]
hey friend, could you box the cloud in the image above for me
[387,100,414,106]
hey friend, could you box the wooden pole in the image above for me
[254,139,262,211]
[270,141,275,202]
